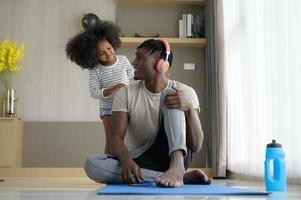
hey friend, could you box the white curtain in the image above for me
[224,0,301,178]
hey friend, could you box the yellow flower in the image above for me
[0,39,25,89]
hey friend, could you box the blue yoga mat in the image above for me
[98,182,271,195]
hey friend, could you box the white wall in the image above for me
[0,0,116,121]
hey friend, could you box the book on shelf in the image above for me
[179,14,187,38]
[186,14,193,38]
[179,19,184,38]
[179,13,204,38]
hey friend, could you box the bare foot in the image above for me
[183,168,212,184]
[154,150,185,187]
[154,166,185,187]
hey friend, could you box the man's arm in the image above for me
[164,86,204,153]
[110,112,143,183]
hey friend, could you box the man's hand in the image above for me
[164,84,193,112]
[103,83,125,97]
[120,158,143,184]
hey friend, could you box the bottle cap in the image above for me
[267,139,282,148]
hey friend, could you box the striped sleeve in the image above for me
[89,56,134,108]
[89,68,102,100]
[126,58,134,80]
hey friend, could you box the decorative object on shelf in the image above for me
[80,13,100,30]
[0,39,24,117]
[3,89,19,117]
[134,33,160,38]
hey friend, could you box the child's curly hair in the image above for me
[65,20,121,70]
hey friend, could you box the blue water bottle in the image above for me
[264,140,287,192]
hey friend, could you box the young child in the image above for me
[65,21,134,154]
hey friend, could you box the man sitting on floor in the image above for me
[84,39,211,187]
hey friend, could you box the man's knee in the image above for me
[84,154,123,183]
[161,88,185,116]
[164,87,176,94]
[84,155,101,182]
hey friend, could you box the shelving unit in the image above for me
[121,37,206,47]
[117,0,206,48]
[118,0,205,5]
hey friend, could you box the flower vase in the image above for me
[3,89,18,117]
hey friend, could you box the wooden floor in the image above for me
[0,177,101,189]
[1,177,300,199]
[0,168,300,199]
[0,167,213,178]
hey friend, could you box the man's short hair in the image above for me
[137,39,173,68]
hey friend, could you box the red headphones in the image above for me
[156,38,171,73]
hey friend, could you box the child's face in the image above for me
[96,39,116,66]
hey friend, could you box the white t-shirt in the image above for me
[112,80,200,151]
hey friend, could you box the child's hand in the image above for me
[103,83,125,97]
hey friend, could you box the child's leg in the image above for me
[102,115,112,154]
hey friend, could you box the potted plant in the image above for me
[0,39,24,117]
